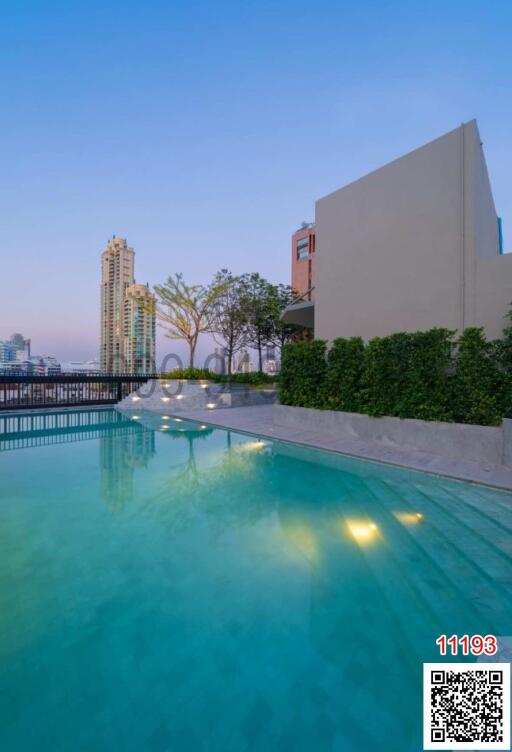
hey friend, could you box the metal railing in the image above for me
[0,408,141,451]
[0,373,158,411]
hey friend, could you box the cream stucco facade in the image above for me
[285,121,511,342]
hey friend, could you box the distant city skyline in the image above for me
[1,1,511,361]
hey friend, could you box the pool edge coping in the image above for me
[155,409,512,495]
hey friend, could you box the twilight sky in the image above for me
[1,0,511,363]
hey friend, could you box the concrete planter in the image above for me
[274,404,512,468]
[118,379,276,412]
[504,419,512,468]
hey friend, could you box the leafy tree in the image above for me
[270,284,306,353]
[242,273,277,372]
[210,269,249,375]
[152,273,229,368]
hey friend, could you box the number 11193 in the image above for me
[436,634,498,656]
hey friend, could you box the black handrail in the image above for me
[0,374,157,411]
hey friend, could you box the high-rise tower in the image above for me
[100,236,155,373]
[124,284,156,373]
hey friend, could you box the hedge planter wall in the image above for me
[279,327,512,427]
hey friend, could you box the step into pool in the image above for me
[1,408,511,751]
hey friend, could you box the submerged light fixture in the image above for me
[394,512,424,525]
[345,519,380,545]
[284,523,318,563]
[242,440,266,451]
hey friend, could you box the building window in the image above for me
[296,237,309,260]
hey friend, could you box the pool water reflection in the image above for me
[0,408,511,751]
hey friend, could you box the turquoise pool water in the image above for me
[1,408,511,752]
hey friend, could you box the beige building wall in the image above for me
[314,120,511,343]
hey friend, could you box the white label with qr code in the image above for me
[424,663,510,750]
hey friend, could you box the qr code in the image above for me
[424,663,510,749]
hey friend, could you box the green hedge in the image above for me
[361,328,455,421]
[279,327,512,426]
[326,337,365,412]
[280,339,328,408]
[160,368,275,386]
[160,368,213,380]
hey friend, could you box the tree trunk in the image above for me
[189,340,195,369]
[227,333,233,376]
[257,339,263,373]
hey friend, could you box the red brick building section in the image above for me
[291,223,316,301]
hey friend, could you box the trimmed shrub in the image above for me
[278,325,511,426]
[493,338,512,418]
[326,337,365,412]
[161,369,276,386]
[279,340,327,408]
[360,333,411,417]
[352,329,455,420]
[451,328,505,426]
[161,368,213,380]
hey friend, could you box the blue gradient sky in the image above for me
[1,0,511,362]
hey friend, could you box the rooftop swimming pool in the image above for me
[1,408,511,751]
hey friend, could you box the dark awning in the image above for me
[281,300,314,329]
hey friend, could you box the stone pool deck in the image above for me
[153,404,512,492]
